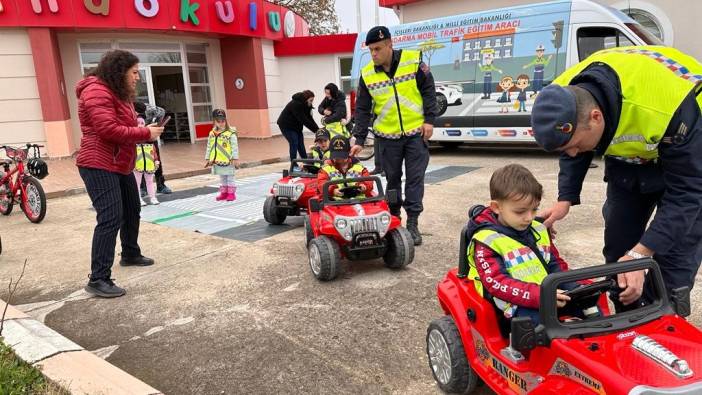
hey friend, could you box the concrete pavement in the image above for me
[1,148,700,394]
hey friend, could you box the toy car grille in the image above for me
[350,217,378,234]
[276,184,296,198]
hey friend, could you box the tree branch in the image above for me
[0,259,28,337]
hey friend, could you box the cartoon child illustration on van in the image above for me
[479,49,503,100]
[523,44,553,97]
[495,76,515,113]
[515,74,530,112]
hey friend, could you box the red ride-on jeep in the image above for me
[263,159,323,225]
[306,176,414,281]
[426,225,702,394]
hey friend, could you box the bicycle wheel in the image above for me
[0,180,13,215]
[357,133,375,161]
[21,177,46,223]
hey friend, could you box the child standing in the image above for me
[134,115,160,206]
[205,109,240,201]
[496,76,515,114]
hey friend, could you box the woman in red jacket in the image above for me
[76,50,163,298]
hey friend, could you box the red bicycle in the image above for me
[0,144,48,223]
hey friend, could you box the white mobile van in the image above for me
[349,0,662,146]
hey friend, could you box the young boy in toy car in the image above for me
[317,136,374,200]
[467,164,595,325]
[309,129,331,168]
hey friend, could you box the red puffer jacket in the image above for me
[75,76,150,175]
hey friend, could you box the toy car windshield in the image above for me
[321,176,385,205]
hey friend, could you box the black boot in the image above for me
[120,255,155,267]
[406,214,422,246]
[85,278,126,298]
[390,207,402,221]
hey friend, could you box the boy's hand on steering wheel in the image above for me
[556,289,571,308]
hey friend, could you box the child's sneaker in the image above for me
[216,186,227,201]
[149,197,160,205]
[139,197,147,207]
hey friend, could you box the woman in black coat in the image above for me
[317,83,347,126]
[277,90,319,160]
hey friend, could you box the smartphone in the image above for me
[158,115,171,127]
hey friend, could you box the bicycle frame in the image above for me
[1,152,28,205]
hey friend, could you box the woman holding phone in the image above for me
[76,49,164,298]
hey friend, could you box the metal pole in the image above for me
[374,0,380,26]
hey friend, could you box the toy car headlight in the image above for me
[335,218,347,229]
[272,183,279,195]
[380,213,390,225]
[294,183,305,199]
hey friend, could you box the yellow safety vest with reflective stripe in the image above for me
[134,143,157,173]
[324,121,350,139]
[207,129,235,166]
[361,50,425,138]
[311,147,330,167]
[467,222,551,317]
[553,46,702,161]
[321,162,365,199]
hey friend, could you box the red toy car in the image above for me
[305,176,414,281]
[263,159,323,225]
[426,225,701,394]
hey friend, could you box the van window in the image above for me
[577,27,634,61]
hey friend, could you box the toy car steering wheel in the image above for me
[564,278,616,304]
[338,185,362,198]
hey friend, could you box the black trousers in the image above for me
[379,134,430,216]
[373,136,383,171]
[79,167,142,281]
[602,158,702,310]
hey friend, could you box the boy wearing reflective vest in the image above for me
[467,164,585,325]
[205,109,240,202]
[133,114,160,206]
[309,128,331,167]
[317,136,373,200]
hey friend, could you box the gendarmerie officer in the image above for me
[532,46,702,310]
[350,26,438,246]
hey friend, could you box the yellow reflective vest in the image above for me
[206,128,236,166]
[467,222,551,317]
[553,46,702,161]
[324,121,350,139]
[134,143,157,173]
[310,147,330,167]
[321,162,366,199]
[361,50,425,138]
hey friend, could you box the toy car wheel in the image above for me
[308,236,340,281]
[263,195,286,225]
[304,215,314,246]
[426,316,478,394]
[383,227,415,269]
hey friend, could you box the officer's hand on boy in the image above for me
[147,124,164,140]
[556,289,571,308]
[421,123,434,141]
[539,200,572,228]
[350,144,363,157]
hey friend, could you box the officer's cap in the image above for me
[531,84,578,152]
[212,109,227,120]
[329,136,350,159]
[315,129,330,142]
[365,26,392,46]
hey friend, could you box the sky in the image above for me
[334,0,400,34]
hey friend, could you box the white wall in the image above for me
[262,40,282,136]
[275,53,352,133]
[0,29,45,148]
[397,0,702,60]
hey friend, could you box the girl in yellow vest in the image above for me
[205,109,239,201]
[133,115,160,206]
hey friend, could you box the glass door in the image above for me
[135,67,155,107]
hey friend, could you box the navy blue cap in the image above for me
[315,128,330,141]
[365,26,391,45]
[531,84,578,152]
[329,136,350,159]
[212,109,226,119]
